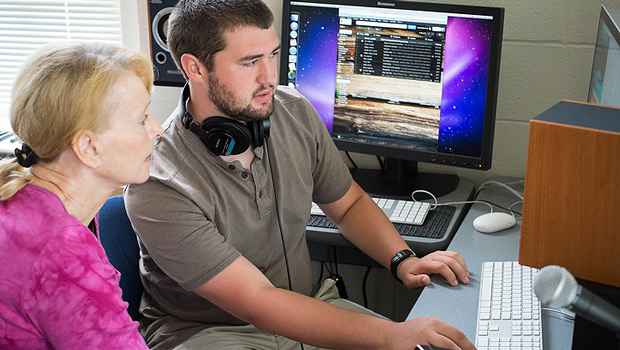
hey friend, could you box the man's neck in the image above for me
[221,146,255,170]
[187,83,220,124]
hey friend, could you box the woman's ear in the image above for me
[71,130,101,169]
[180,53,206,83]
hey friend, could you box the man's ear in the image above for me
[180,53,206,83]
[71,130,101,169]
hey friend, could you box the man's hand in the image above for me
[397,250,470,288]
[387,317,476,350]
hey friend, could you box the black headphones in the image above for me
[178,84,270,156]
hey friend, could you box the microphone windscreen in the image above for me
[533,265,579,308]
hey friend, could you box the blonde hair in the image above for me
[0,41,154,200]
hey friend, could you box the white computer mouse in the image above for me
[473,212,517,233]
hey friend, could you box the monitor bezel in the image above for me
[587,4,620,106]
[279,0,505,171]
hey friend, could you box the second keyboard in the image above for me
[312,197,431,226]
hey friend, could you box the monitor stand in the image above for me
[349,158,460,200]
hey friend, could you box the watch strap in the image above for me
[390,249,416,284]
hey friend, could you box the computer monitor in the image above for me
[587,4,620,108]
[279,0,504,198]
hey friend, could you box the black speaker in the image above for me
[148,0,185,86]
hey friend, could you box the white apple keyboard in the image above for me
[476,261,543,350]
[311,197,431,226]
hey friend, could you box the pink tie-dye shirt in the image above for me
[0,184,148,349]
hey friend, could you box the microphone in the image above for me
[533,265,620,335]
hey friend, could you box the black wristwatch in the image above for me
[390,249,417,284]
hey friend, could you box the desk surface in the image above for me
[406,179,575,350]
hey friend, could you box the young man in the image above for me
[125,1,474,349]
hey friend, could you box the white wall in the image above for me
[120,0,609,185]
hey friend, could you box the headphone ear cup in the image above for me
[261,118,270,139]
[248,118,271,148]
[200,117,252,156]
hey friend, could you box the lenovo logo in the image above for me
[377,1,396,7]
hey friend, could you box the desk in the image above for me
[406,180,575,349]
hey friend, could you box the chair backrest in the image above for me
[98,195,143,322]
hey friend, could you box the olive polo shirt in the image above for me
[125,86,352,348]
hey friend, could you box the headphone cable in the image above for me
[264,139,294,291]
[264,138,305,350]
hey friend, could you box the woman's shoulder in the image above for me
[9,184,78,226]
[2,184,94,255]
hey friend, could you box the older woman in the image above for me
[0,41,163,349]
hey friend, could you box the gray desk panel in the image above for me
[406,180,574,350]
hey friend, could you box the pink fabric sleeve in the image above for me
[21,223,148,350]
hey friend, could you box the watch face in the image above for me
[392,249,416,264]
[393,250,408,262]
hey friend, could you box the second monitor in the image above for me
[279,0,504,198]
[588,4,620,108]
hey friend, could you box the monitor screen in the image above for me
[279,0,504,197]
[588,4,620,108]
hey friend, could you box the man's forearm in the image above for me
[335,193,410,269]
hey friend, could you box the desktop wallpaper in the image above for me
[290,5,493,158]
[294,7,339,132]
[438,17,492,157]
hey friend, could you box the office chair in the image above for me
[98,195,143,322]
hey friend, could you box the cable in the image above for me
[466,199,524,220]
[362,266,372,308]
[316,261,324,285]
[323,246,335,277]
[328,246,348,299]
[331,246,339,276]
[475,180,524,200]
[411,179,526,219]
[411,189,495,213]
[476,199,523,217]
[541,307,576,321]
[507,200,524,219]
[322,261,334,276]
[265,138,305,350]
[344,151,358,168]
[264,139,293,291]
